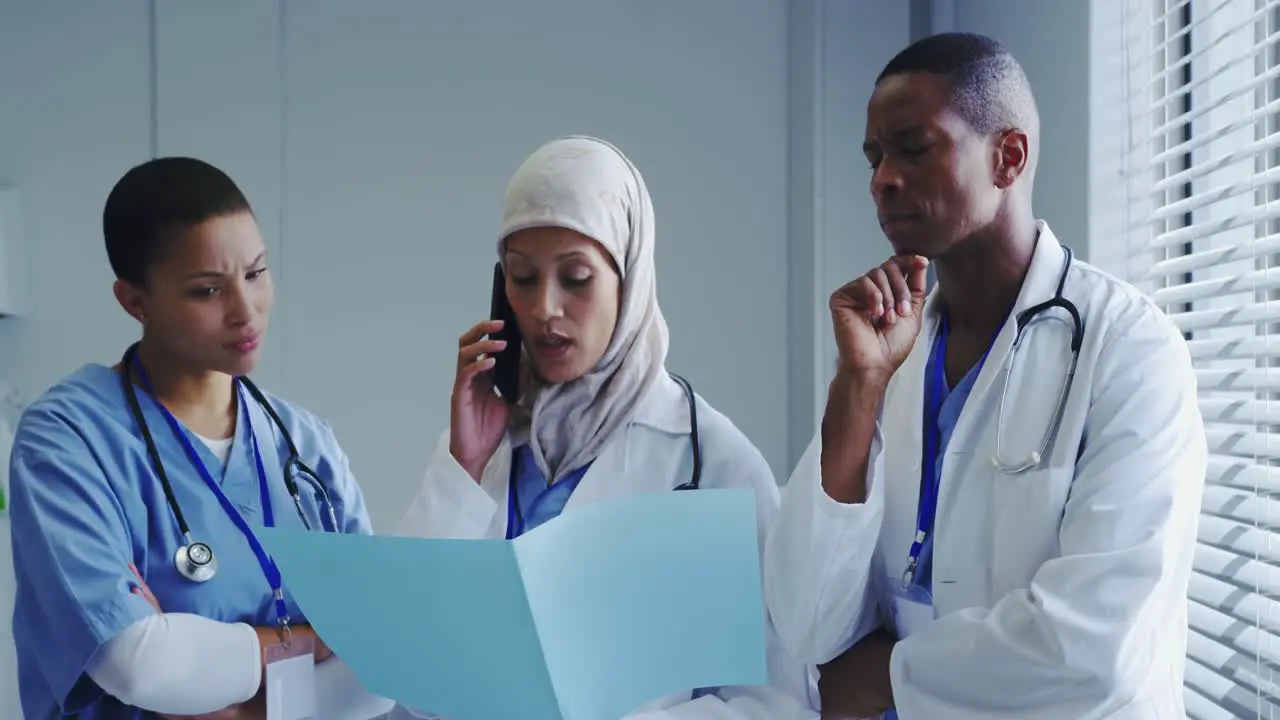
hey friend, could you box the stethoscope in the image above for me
[119,342,338,587]
[901,246,1082,591]
[991,245,1083,475]
[507,371,702,539]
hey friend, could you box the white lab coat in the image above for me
[765,221,1207,719]
[389,373,819,720]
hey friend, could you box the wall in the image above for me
[0,6,154,713]
[950,0,1093,261]
[787,0,912,473]
[0,1,908,715]
[0,0,794,527]
[787,0,1092,468]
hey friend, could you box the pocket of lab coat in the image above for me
[989,466,1074,595]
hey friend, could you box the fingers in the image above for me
[831,255,930,327]
[890,254,930,298]
[881,261,912,317]
[454,320,515,399]
[456,341,510,396]
[860,268,886,320]
[128,563,161,612]
[131,584,158,608]
[858,261,913,325]
[457,347,499,386]
[830,276,883,321]
[457,319,510,378]
[866,265,908,322]
[458,319,505,349]
[458,337,508,368]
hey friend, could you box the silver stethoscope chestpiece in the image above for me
[175,541,218,583]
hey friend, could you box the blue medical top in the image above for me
[908,316,994,597]
[8,363,373,720]
[885,317,994,720]
[505,443,592,539]
[885,316,993,717]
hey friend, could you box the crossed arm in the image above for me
[7,406,344,719]
[82,564,333,719]
[771,305,1208,717]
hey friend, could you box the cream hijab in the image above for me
[497,135,669,484]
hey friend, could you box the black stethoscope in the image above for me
[991,245,1084,475]
[669,372,703,491]
[506,371,702,539]
[120,342,338,585]
[903,245,1083,591]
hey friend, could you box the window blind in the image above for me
[1116,0,1280,716]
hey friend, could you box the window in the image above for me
[1107,0,1280,715]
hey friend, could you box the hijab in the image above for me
[497,135,669,484]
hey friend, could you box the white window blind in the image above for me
[1111,0,1280,716]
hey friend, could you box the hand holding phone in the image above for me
[488,263,523,402]
[446,264,523,482]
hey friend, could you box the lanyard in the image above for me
[505,481,525,540]
[902,319,950,589]
[132,361,291,630]
[902,317,1001,590]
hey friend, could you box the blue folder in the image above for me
[258,486,769,720]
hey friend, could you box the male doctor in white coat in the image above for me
[764,32,1207,719]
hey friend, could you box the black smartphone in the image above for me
[489,262,523,402]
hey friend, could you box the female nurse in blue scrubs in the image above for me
[8,157,389,719]
[390,136,820,719]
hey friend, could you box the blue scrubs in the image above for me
[504,444,591,539]
[885,317,992,720]
[8,363,373,719]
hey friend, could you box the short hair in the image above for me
[103,157,252,286]
[876,32,1039,137]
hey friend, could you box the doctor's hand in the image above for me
[830,255,929,385]
[817,626,897,719]
[129,563,162,612]
[450,319,514,482]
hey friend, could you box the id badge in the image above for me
[264,633,317,720]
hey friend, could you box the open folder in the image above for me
[257,487,769,720]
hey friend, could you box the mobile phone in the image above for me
[489,262,523,402]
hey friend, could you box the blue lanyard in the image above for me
[902,319,950,589]
[505,481,524,540]
[902,317,1001,589]
[132,360,291,630]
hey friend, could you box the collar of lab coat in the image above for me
[497,371,691,508]
[629,371,693,434]
[876,220,1070,612]
[915,219,1067,402]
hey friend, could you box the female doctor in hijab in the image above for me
[392,135,818,719]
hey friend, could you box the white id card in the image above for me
[890,594,936,638]
[265,633,317,720]
[889,579,937,639]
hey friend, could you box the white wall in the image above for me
[787,0,912,472]
[0,1,907,715]
[950,0,1092,261]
